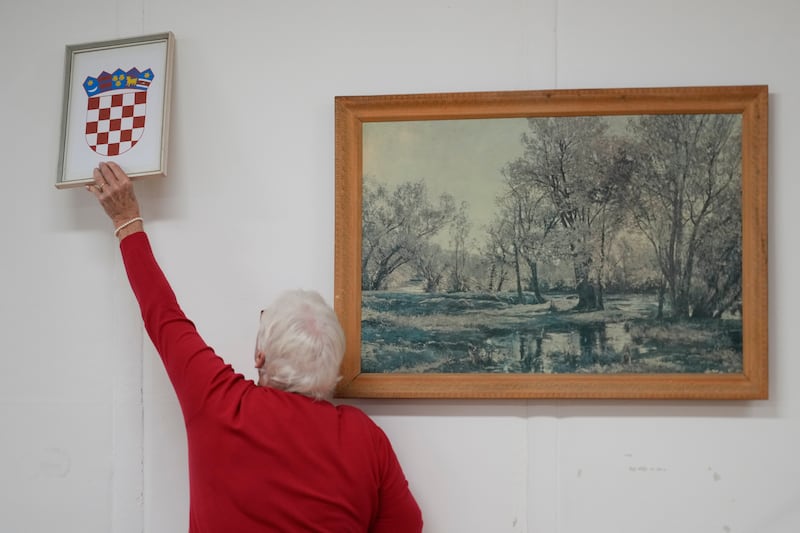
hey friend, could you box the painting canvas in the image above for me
[56,32,174,188]
[334,86,768,399]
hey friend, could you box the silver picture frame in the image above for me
[56,32,175,189]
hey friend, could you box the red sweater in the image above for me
[121,232,423,532]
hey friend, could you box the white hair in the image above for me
[255,290,345,400]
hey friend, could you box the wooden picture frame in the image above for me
[334,85,768,399]
[56,32,175,189]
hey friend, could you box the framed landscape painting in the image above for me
[334,85,768,399]
[56,32,175,189]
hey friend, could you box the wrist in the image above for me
[112,213,141,228]
[114,217,144,239]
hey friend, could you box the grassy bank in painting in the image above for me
[361,291,742,374]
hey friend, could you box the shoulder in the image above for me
[335,403,391,442]
[335,403,373,421]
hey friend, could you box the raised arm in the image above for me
[87,163,238,421]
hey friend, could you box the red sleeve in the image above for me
[120,232,239,421]
[370,427,423,533]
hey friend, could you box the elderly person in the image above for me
[88,162,422,532]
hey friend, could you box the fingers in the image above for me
[86,161,130,199]
[86,183,102,198]
[87,162,131,194]
[92,166,107,191]
[101,161,129,185]
[97,161,131,189]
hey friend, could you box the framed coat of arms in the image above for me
[56,32,175,189]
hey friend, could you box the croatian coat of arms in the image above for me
[82,67,154,156]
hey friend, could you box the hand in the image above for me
[86,162,142,231]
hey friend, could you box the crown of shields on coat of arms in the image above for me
[82,67,155,156]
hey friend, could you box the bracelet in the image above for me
[114,217,143,237]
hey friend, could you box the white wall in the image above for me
[1,1,798,532]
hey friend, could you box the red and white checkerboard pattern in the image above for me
[85,91,147,156]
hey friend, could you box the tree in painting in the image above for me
[361,179,455,291]
[626,114,742,319]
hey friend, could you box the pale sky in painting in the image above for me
[362,118,530,238]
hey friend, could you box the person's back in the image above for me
[183,358,421,532]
